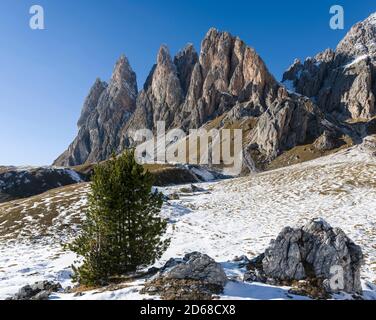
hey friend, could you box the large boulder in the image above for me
[166,252,227,287]
[141,252,228,300]
[261,218,363,294]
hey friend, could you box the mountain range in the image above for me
[54,14,376,173]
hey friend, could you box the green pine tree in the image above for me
[68,150,170,286]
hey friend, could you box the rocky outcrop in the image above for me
[55,14,376,169]
[0,166,85,203]
[8,281,62,300]
[245,219,363,295]
[283,13,376,120]
[142,252,228,300]
[248,94,321,159]
[313,130,342,151]
[54,55,138,166]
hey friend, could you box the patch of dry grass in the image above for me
[267,136,353,171]
[0,183,88,241]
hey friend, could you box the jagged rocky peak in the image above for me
[282,49,336,99]
[199,28,274,95]
[151,44,183,108]
[179,28,321,160]
[77,78,107,127]
[112,55,138,95]
[133,44,184,132]
[54,54,138,166]
[157,44,172,64]
[199,27,234,82]
[105,54,138,111]
[282,12,376,120]
[174,43,199,95]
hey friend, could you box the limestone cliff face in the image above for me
[123,28,321,160]
[183,28,320,159]
[176,28,277,129]
[283,13,376,120]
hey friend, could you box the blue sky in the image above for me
[0,0,375,166]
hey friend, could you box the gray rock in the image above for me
[262,218,363,294]
[232,255,250,263]
[174,43,199,96]
[165,252,228,288]
[146,267,160,275]
[248,95,321,159]
[32,291,51,300]
[63,286,72,293]
[10,281,62,300]
[243,269,267,283]
[142,252,227,300]
[190,184,206,193]
[30,281,62,292]
[15,285,36,300]
[243,253,267,283]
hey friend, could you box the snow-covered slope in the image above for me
[1,137,376,300]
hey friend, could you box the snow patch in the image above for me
[344,55,369,69]
[64,169,83,183]
[189,166,215,181]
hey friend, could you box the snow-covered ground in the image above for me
[1,137,376,300]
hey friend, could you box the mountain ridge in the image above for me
[55,13,376,171]
[54,28,324,169]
